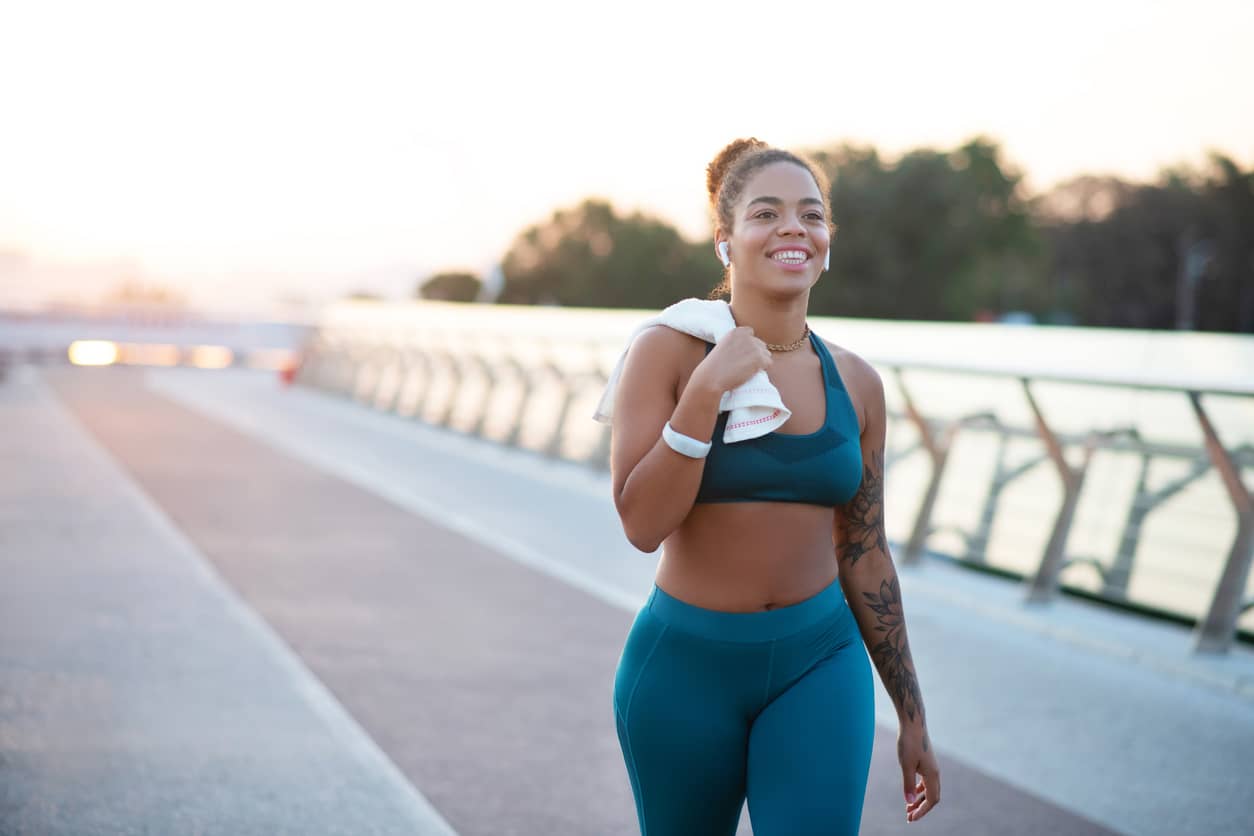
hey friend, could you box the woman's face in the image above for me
[721,161,829,294]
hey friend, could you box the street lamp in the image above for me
[1175,234,1214,331]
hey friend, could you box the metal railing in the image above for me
[296,301,1254,654]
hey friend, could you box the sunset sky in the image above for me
[2,0,1251,310]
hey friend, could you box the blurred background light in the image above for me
[67,340,119,366]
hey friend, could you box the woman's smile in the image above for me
[767,246,814,272]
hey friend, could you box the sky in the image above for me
[1,0,1252,311]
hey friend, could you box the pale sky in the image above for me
[1,0,1251,309]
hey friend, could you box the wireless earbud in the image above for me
[717,241,730,267]
[823,249,830,271]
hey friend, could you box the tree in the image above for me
[1035,154,1253,332]
[808,137,1047,322]
[499,199,722,308]
[105,279,186,308]
[1195,154,1254,332]
[419,271,482,302]
[488,142,1251,332]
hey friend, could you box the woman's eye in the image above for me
[754,211,776,219]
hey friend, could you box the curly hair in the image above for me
[705,138,833,298]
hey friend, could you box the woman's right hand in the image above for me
[690,326,773,395]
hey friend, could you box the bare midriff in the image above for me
[655,501,838,613]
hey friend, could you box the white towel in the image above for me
[592,298,791,443]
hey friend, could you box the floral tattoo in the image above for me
[863,575,925,724]
[837,449,887,566]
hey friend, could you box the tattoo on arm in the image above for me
[863,575,925,724]
[837,450,887,567]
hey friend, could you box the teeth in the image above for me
[772,250,807,263]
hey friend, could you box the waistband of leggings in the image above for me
[645,576,847,643]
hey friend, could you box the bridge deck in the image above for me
[3,365,1251,835]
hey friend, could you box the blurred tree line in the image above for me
[106,279,187,308]
[416,138,1253,333]
[1033,156,1253,332]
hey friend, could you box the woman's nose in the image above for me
[778,213,806,235]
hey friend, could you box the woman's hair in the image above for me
[705,138,833,298]
[706,138,832,234]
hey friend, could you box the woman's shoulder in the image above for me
[820,338,880,387]
[628,324,710,364]
[621,325,709,395]
[820,337,884,433]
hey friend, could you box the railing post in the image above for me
[406,348,440,420]
[1097,430,1184,600]
[585,367,612,471]
[319,343,345,393]
[1190,391,1254,654]
[468,353,499,439]
[336,344,365,396]
[545,371,578,458]
[1023,379,1097,604]
[385,348,414,415]
[504,358,537,449]
[436,351,468,428]
[351,345,384,404]
[1107,450,1153,600]
[367,345,400,410]
[893,369,998,567]
[893,369,944,567]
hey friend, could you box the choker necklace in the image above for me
[765,324,811,352]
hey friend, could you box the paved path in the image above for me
[6,365,1253,835]
[0,368,455,836]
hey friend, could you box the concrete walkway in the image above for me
[146,367,1254,836]
[6,364,1253,835]
[0,368,455,835]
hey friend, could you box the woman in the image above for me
[607,138,940,835]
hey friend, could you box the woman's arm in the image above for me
[833,358,941,823]
[611,324,771,552]
[610,326,723,552]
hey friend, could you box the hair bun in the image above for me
[706,137,769,207]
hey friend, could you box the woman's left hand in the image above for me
[898,726,940,823]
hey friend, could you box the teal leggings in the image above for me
[613,578,875,836]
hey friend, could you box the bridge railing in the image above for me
[297,300,1254,654]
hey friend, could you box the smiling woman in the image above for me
[706,139,834,301]
[605,138,940,835]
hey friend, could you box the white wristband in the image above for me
[662,421,712,459]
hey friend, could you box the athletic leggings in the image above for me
[613,577,875,836]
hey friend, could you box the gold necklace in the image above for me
[765,324,811,352]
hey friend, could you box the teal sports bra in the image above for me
[694,331,863,507]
